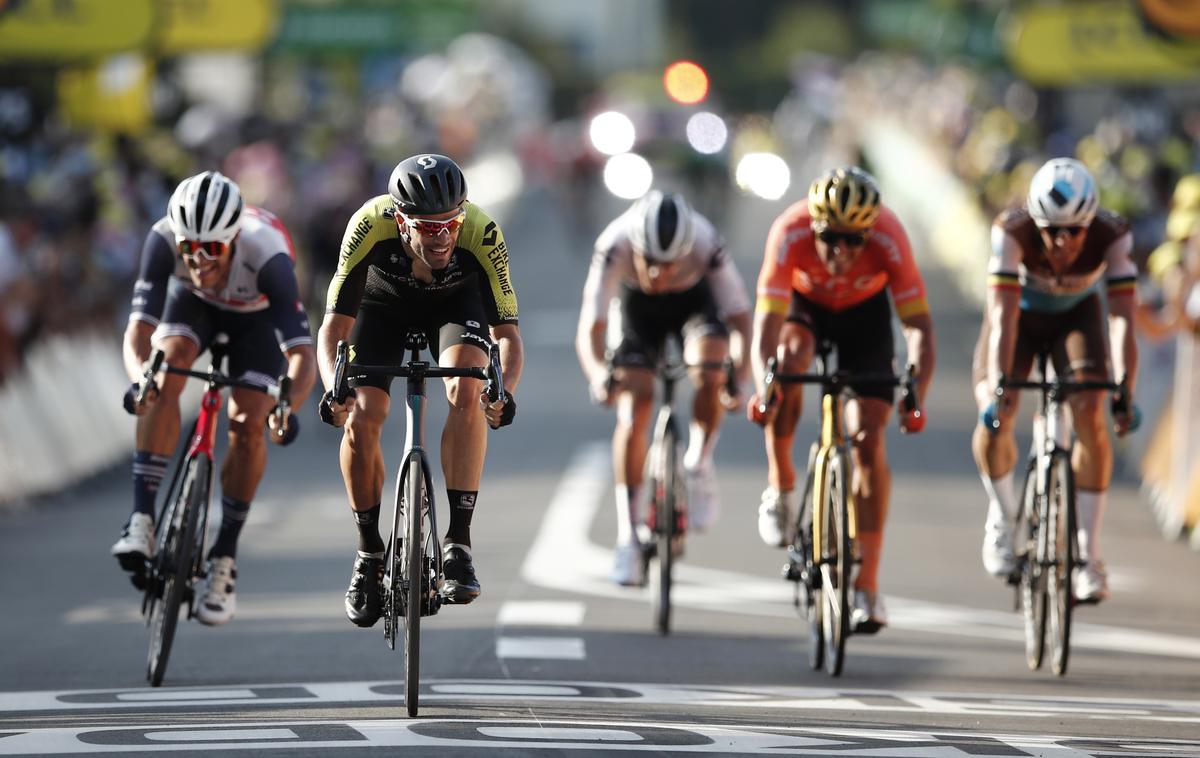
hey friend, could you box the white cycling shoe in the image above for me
[851,589,888,635]
[685,462,719,532]
[195,556,237,626]
[757,487,794,547]
[610,542,645,587]
[111,513,155,572]
[981,519,1016,578]
[1074,559,1109,604]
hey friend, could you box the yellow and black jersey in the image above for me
[326,195,518,325]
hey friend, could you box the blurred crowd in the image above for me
[0,33,550,385]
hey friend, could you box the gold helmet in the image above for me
[808,166,881,231]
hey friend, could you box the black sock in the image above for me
[445,489,477,548]
[132,451,169,518]
[353,504,385,554]
[210,496,250,559]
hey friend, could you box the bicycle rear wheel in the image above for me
[403,453,428,717]
[651,418,681,636]
[1048,450,1076,676]
[820,451,851,676]
[147,455,208,687]
[1020,459,1047,671]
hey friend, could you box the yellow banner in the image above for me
[58,54,153,133]
[157,0,280,53]
[0,0,153,59]
[1005,2,1200,84]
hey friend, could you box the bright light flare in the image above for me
[664,60,709,105]
[686,112,727,154]
[735,152,790,200]
[603,153,653,200]
[589,111,636,156]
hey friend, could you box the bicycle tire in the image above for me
[147,454,208,687]
[383,463,406,653]
[1049,450,1076,676]
[821,450,851,676]
[1020,458,1047,671]
[796,444,823,672]
[652,417,680,636]
[403,453,426,717]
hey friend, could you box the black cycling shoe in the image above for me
[345,554,385,627]
[440,545,481,605]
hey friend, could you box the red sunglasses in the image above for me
[178,239,229,264]
[398,209,466,237]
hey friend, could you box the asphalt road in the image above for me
[1,187,1198,757]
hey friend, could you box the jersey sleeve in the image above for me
[129,229,176,326]
[1103,230,1137,298]
[257,253,314,351]
[876,213,929,320]
[462,205,519,324]
[706,248,751,317]
[580,234,623,324]
[326,198,388,316]
[987,219,1022,294]
[755,215,796,315]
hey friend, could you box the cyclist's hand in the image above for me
[980,399,1001,433]
[747,393,775,426]
[482,392,516,428]
[899,408,926,434]
[588,373,615,406]
[319,388,354,428]
[1112,398,1142,437]
[123,382,159,416]
[719,383,743,412]
[268,411,300,446]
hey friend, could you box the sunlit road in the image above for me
[1,189,1198,756]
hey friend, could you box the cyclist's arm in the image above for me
[123,229,175,381]
[317,312,354,393]
[898,311,935,404]
[705,245,753,388]
[751,308,785,391]
[879,214,935,401]
[577,240,621,383]
[1104,231,1138,397]
[986,226,1023,392]
[258,253,317,410]
[752,214,795,390]
[490,323,523,395]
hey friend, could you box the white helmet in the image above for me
[629,190,695,263]
[167,171,244,243]
[1027,158,1099,227]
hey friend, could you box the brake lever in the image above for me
[135,350,166,406]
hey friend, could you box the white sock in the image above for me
[684,421,718,471]
[1076,490,1105,562]
[614,485,638,546]
[980,471,1017,527]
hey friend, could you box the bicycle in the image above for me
[132,336,291,687]
[992,350,1125,677]
[760,340,917,676]
[621,337,732,636]
[330,329,504,717]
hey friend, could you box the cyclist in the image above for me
[317,153,522,627]
[747,166,935,633]
[114,170,317,626]
[576,190,752,586]
[973,157,1138,604]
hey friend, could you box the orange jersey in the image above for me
[756,201,929,319]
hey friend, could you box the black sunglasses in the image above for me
[1043,225,1086,237]
[817,229,869,247]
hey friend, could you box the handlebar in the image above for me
[333,339,506,402]
[134,350,165,406]
[758,356,920,423]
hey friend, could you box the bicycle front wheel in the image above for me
[1019,458,1047,671]
[651,418,681,636]
[147,454,208,687]
[1048,450,1076,676]
[796,444,823,672]
[820,450,851,677]
[403,453,428,717]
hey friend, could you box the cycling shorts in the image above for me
[348,280,491,394]
[611,279,728,370]
[972,292,1109,388]
[153,279,284,390]
[787,289,896,402]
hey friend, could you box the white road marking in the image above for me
[0,716,1196,756]
[521,442,1200,661]
[498,600,585,627]
[3,679,1195,723]
[496,637,586,660]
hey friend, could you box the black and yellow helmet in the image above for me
[808,167,881,231]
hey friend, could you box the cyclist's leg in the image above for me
[681,284,731,531]
[435,321,490,547]
[768,293,819,493]
[1057,296,1113,600]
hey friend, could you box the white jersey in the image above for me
[581,207,750,323]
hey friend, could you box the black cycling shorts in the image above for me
[786,289,896,402]
[612,279,728,370]
[153,279,284,390]
[971,292,1109,387]
[348,281,492,394]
